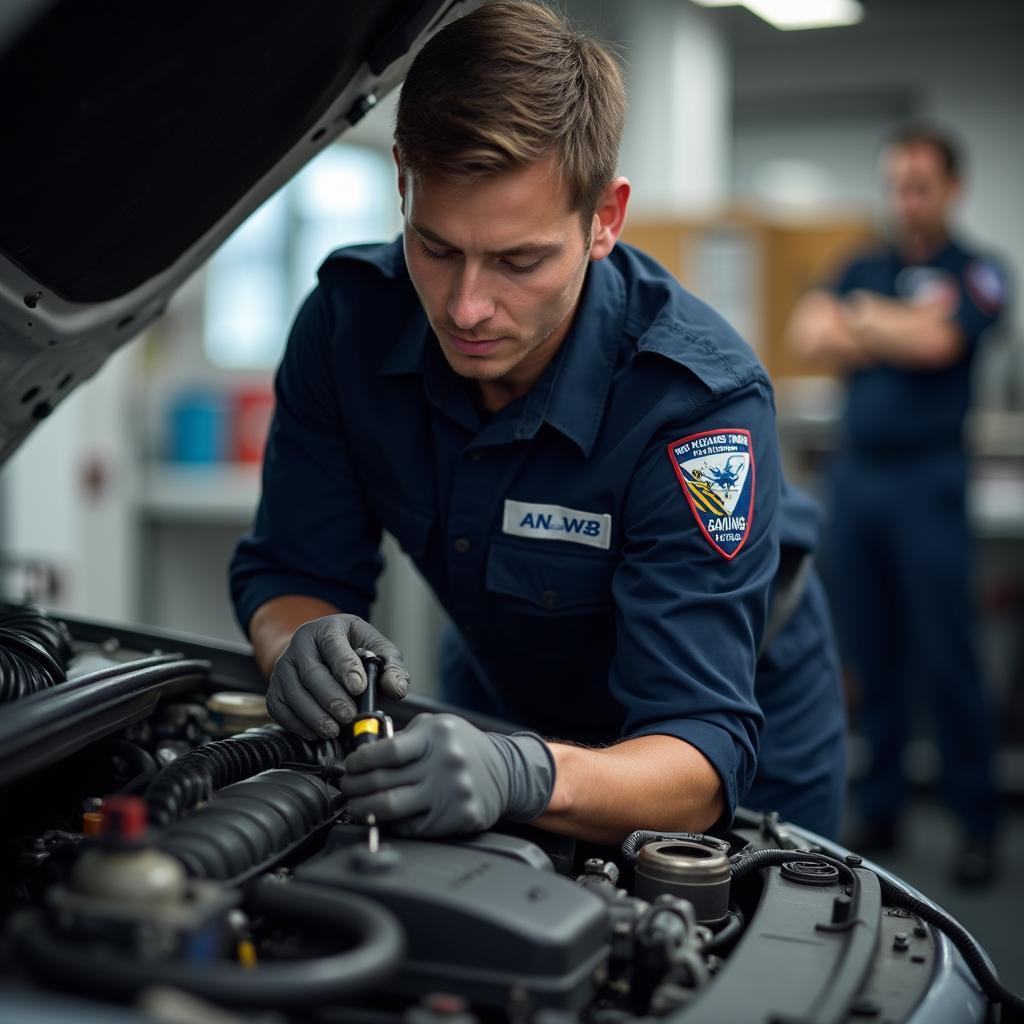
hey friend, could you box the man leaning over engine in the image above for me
[230,0,846,845]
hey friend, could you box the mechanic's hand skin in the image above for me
[266,614,409,741]
[340,713,556,837]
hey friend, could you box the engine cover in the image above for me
[296,828,610,1011]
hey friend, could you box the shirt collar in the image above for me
[513,255,626,457]
[377,243,627,457]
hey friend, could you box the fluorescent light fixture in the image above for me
[691,0,864,30]
[745,0,863,30]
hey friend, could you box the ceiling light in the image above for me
[691,0,864,30]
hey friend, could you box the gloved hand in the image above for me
[340,712,556,837]
[267,614,409,741]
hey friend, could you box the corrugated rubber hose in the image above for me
[0,604,73,703]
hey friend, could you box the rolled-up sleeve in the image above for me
[230,287,382,634]
[609,384,780,820]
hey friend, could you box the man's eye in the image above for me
[502,258,542,276]
[420,241,454,261]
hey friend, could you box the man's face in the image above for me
[884,142,958,241]
[400,155,593,394]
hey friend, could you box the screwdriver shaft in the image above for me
[354,650,383,854]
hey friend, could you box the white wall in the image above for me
[1,342,140,620]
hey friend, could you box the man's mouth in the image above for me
[445,331,504,356]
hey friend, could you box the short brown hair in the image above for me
[886,124,962,179]
[394,0,626,217]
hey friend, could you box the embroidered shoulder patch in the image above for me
[964,260,1005,315]
[667,429,755,559]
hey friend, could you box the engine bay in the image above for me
[0,606,1009,1023]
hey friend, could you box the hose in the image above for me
[728,847,1024,1014]
[701,907,744,955]
[155,770,344,883]
[145,727,342,826]
[0,657,212,790]
[0,605,73,702]
[17,878,405,1008]
[878,875,1024,1015]
[103,737,159,778]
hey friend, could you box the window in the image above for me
[204,144,399,369]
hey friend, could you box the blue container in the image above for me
[168,389,229,463]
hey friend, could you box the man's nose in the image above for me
[448,265,495,330]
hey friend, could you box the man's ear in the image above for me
[393,145,407,210]
[589,177,631,261]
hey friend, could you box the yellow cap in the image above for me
[353,718,381,737]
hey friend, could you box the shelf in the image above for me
[137,463,261,523]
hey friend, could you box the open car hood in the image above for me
[0,0,476,464]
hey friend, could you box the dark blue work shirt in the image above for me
[833,239,1007,452]
[231,239,830,820]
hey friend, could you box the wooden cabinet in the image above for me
[623,214,877,380]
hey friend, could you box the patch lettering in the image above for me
[667,429,755,559]
[502,500,612,550]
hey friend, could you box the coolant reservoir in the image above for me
[70,796,187,906]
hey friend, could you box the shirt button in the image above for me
[453,537,471,554]
[541,589,558,609]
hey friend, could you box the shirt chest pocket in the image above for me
[484,540,616,660]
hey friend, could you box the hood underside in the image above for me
[0,0,474,463]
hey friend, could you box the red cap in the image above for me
[101,795,148,841]
[423,994,468,1015]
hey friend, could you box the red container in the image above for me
[231,385,275,464]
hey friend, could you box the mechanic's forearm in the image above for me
[786,291,871,368]
[843,293,963,367]
[532,734,725,845]
[248,594,341,679]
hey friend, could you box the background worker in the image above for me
[231,0,846,846]
[787,126,1007,884]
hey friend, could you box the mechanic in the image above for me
[230,0,846,846]
[786,126,1006,884]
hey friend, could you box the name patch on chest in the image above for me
[666,429,755,560]
[502,500,612,550]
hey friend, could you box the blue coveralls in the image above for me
[231,239,846,837]
[827,239,1006,838]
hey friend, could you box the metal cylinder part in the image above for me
[206,691,272,736]
[634,839,731,922]
[71,847,188,906]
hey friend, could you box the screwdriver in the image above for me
[352,648,386,853]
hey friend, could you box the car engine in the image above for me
[0,604,1016,1024]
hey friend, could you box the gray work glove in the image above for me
[340,712,556,837]
[267,614,409,741]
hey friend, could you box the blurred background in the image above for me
[1,0,1021,987]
